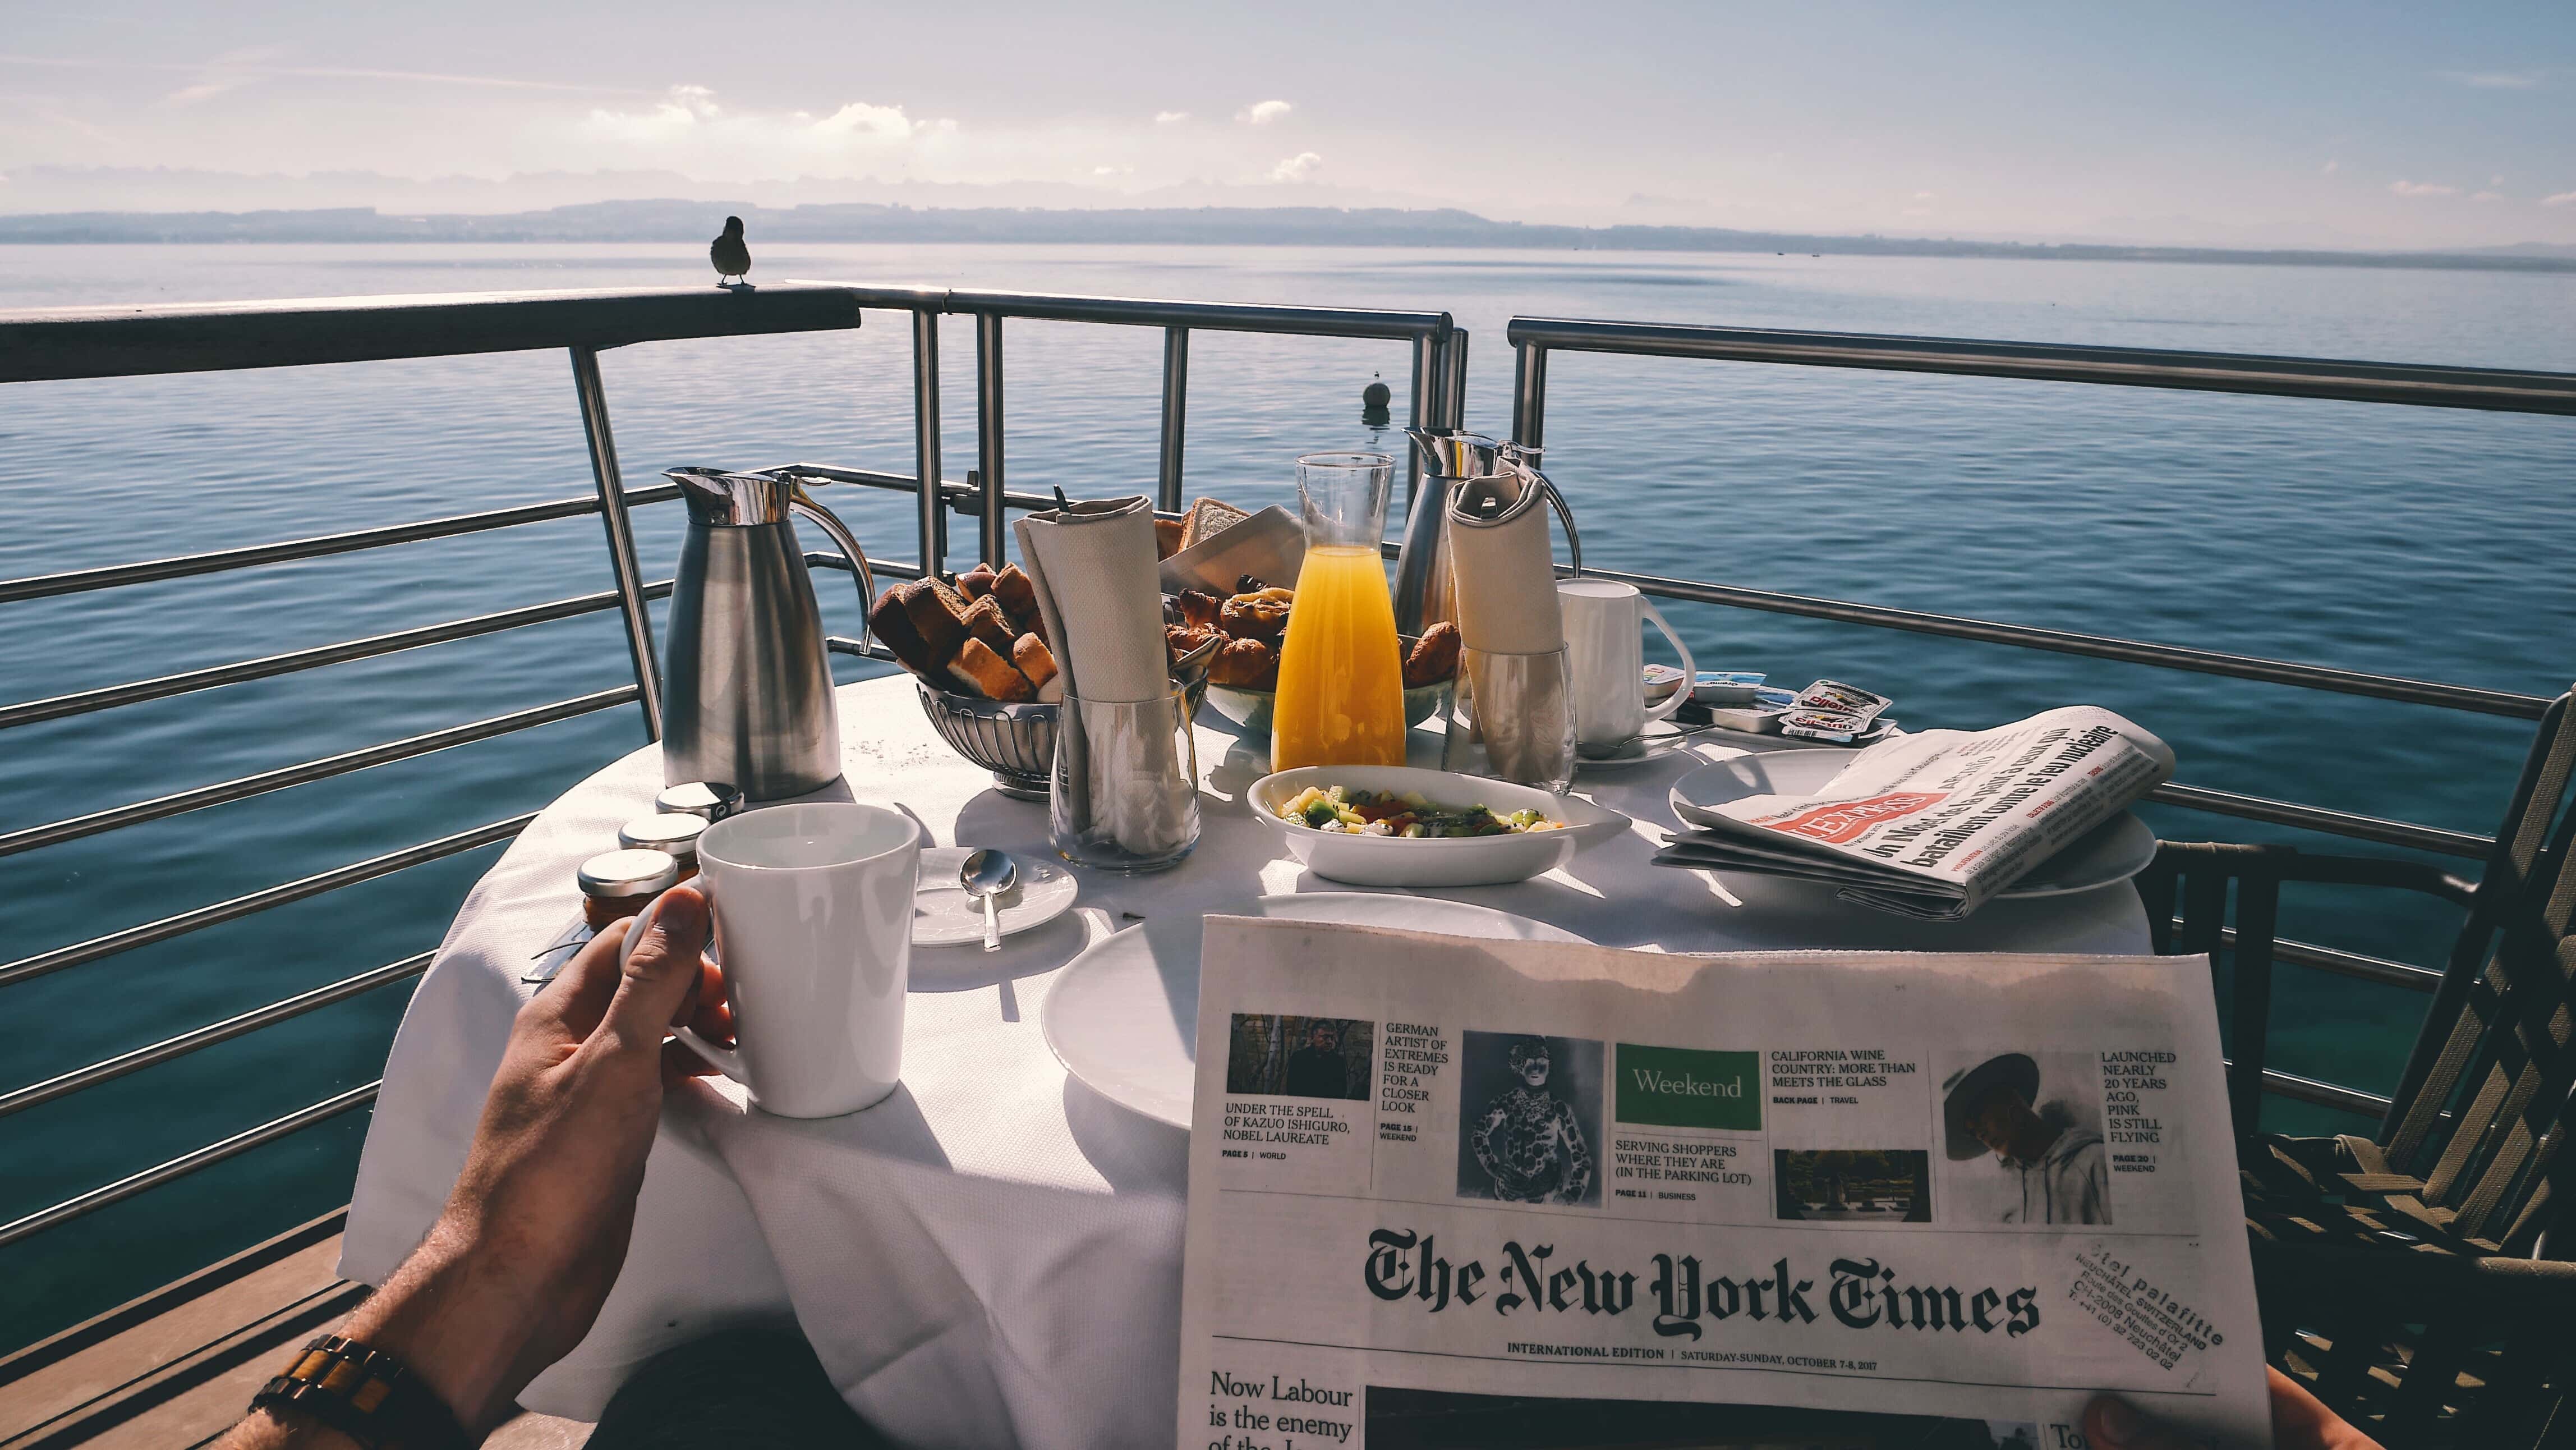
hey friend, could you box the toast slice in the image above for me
[1177,496,1253,552]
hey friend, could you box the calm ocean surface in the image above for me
[4,242,2572,1343]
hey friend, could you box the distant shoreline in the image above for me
[2,201,2570,274]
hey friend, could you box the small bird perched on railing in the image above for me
[710,215,752,289]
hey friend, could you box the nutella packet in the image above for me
[1793,679,1892,723]
[1779,708,1872,743]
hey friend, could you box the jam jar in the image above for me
[655,781,744,822]
[577,849,680,930]
[617,813,707,883]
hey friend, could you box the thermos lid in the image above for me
[577,849,680,898]
[618,814,707,865]
[655,781,744,821]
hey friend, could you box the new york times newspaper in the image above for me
[1177,919,2270,1450]
[1653,707,2177,920]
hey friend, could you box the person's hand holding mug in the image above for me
[2085,1368,2384,1450]
[225,886,730,1446]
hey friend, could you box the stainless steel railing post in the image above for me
[1511,341,1547,449]
[1445,328,1471,432]
[912,309,946,578]
[1407,334,1436,500]
[1158,327,1189,512]
[975,311,1007,566]
[568,345,665,740]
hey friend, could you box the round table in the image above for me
[342,674,2149,1450]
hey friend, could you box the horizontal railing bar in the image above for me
[0,1082,380,1250]
[2249,1064,2394,1118]
[806,553,921,584]
[0,951,435,1118]
[825,635,901,663]
[2185,923,2445,993]
[788,283,1455,342]
[0,814,534,991]
[0,582,677,731]
[0,486,679,606]
[767,462,1056,515]
[0,690,630,861]
[1592,565,2550,719]
[1507,317,2576,416]
[0,284,869,384]
[2147,782,2492,859]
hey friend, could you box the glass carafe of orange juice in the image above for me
[1272,452,1407,772]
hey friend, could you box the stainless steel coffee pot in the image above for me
[660,467,875,800]
[1393,431,1583,635]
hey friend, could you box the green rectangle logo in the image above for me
[1616,1045,1761,1130]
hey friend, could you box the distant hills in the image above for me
[4,200,2572,273]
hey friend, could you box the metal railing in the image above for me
[1505,313,2576,1118]
[2,285,2565,1275]
[0,282,1459,1269]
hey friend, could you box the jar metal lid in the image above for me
[577,849,680,898]
[618,813,707,862]
[655,781,744,821]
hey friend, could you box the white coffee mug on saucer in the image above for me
[1558,577,1696,751]
[655,801,921,1117]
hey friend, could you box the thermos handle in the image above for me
[787,481,877,655]
[1530,469,1584,579]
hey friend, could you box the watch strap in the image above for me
[251,1333,473,1450]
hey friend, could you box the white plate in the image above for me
[1042,893,1583,1128]
[913,847,1079,947]
[1667,750,2158,897]
[1249,765,1627,887]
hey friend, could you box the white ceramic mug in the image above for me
[1558,577,1696,750]
[655,802,921,1117]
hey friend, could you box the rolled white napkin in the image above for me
[1446,472,1565,655]
[1013,497,1193,858]
[1446,471,1571,783]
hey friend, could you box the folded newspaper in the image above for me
[1178,918,2270,1449]
[1655,706,2177,920]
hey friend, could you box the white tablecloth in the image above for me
[342,674,2148,1449]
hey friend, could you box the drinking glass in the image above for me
[1272,452,1406,772]
[1441,645,1577,793]
[1051,687,1202,872]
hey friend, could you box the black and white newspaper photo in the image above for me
[1177,917,2271,1449]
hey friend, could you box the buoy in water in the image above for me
[1361,380,1392,410]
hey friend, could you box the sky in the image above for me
[2,0,2572,249]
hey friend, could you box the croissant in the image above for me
[1210,637,1279,689]
[1403,621,1461,688]
[1219,588,1293,644]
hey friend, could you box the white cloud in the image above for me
[2442,70,2541,88]
[1270,150,1322,182]
[2471,191,2503,203]
[1093,163,1134,176]
[2388,179,2457,197]
[1911,190,1935,200]
[2321,159,2338,175]
[1237,99,1293,126]
[2544,191,2576,207]
[811,99,921,140]
[583,85,947,153]
[1153,110,1188,125]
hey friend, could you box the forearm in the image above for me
[214,1407,365,1449]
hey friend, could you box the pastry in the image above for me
[960,596,1016,653]
[1012,634,1059,693]
[1210,637,1279,689]
[1155,517,1184,559]
[1403,621,1461,688]
[950,637,1033,702]
[1174,588,1223,630]
[956,564,999,600]
[990,563,1041,628]
[1219,587,1294,644]
[1165,623,1222,663]
[870,580,967,678]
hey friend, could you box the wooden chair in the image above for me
[2137,689,2576,1446]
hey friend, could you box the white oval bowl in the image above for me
[1248,765,1627,887]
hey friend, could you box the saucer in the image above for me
[913,847,1079,946]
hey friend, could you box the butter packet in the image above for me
[1779,707,1871,743]
[1794,679,1892,723]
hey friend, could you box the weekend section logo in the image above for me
[1755,792,1946,845]
[1615,1045,1761,1131]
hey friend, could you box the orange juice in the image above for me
[1271,544,1407,770]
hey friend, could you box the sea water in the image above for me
[2,242,2572,1345]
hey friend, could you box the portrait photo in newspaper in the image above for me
[1455,1032,1604,1207]
[1938,1050,2112,1226]
[1226,1013,1375,1102]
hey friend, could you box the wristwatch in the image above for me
[250,1333,473,1450]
